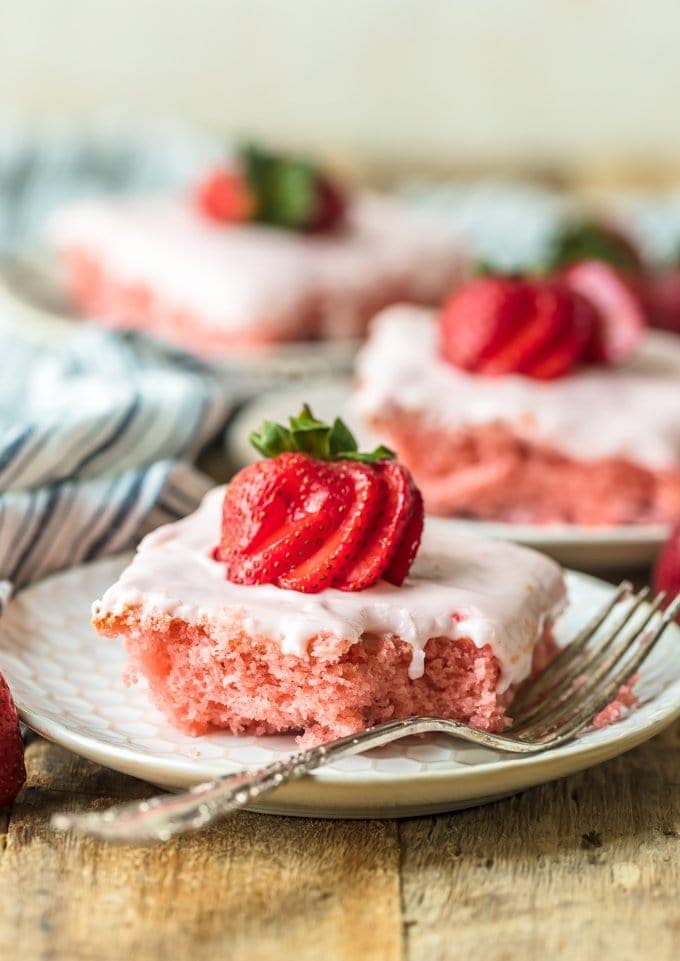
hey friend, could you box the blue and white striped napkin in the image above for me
[0,322,234,609]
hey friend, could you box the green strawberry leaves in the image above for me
[545,220,643,274]
[241,143,320,231]
[249,404,394,464]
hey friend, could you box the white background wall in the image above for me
[0,0,678,169]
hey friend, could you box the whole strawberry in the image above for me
[195,143,347,234]
[653,522,680,618]
[0,673,26,808]
[214,407,424,593]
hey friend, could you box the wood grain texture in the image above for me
[1,688,679,961]
[1,725,678,961]
[0,741,402,961]
[399,722,680,961]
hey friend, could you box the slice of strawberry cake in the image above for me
[49,144,463,356]
[352,263,680,526]
[92,408,565,746]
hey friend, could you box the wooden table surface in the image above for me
[2,625,679,961]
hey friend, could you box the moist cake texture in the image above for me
[92,487,565,745]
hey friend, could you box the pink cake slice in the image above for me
[352,306,680,525]
[92,487,566,746]
[49,194,463,356]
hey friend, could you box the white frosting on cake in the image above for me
[49,194,462,336]
[93,486,565,689]
[353,305,680,469]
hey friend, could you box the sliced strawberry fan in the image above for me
[215,406,424,594]
[440,260,647,380]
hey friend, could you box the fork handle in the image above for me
[52,715,542,843]
[52,717,490,843]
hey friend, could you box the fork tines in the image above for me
[511,583,680,743]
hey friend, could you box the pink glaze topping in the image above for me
[353,305,680,470]
[49,195,462,336]
[93,487,565,687]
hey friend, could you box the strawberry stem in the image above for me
[240,143,345,232]
[545,219,643,273]
[249,404,395,464]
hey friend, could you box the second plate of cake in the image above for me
[225,376,672,571]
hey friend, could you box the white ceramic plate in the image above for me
[0,253,360,381]
[226,379,669,572]
[1,555,678,818]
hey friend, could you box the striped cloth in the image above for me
[0,123,236,610]
[0,321,234,610]
[0,121,221,256]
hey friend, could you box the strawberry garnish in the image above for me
[336,461,421,591]
[526,289,597,379]
[439,276,531,372]
[0,673,26,809]
[195,168,255,224]
[214,406,424,593]
[653,522,680,619]
[195,143,347,233]
[645,265,680,334]
[304,174,348,233]
[560,260,646,363]
[440,275,596,380]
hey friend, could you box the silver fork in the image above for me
[51,585,679,844]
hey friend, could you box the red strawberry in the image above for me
[526,289,597,380]
[560,260,646,363]
[382,481,425,586]
[440,275,596,380]
[645,266,680,334]
[336,461,422,591]
[480,282,585,377]
[272,460,383,593]
[305,175,347,233]
[0,673,26,808]
[653,522,680,619]
[197,145,347,234]
[440,276,531,371]
[195,168,255,224]
[215,407,424,593]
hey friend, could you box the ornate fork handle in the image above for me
[51,717,520,843]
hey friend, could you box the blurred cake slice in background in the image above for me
[48,145,465,358]
[352,291,680,527]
